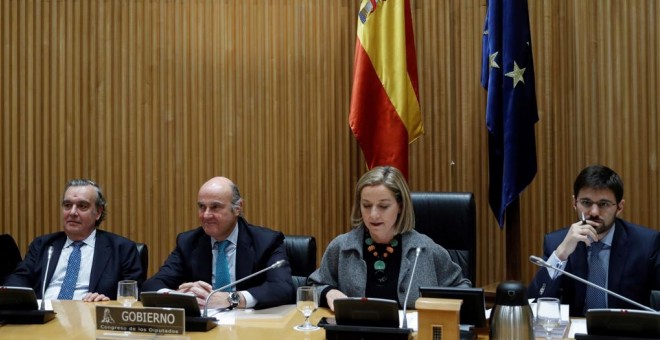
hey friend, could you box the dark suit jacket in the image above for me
[142,218,295,309]
[528,218,660,316]
[4,230,144,299]
[0,234,22,284]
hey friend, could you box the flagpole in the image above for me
[505,198,522,280]
[481,0,538,282]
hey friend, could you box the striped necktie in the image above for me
[58,241,84,300]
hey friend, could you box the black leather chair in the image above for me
[0,234,22,284]
[283,235,317,289]
[651,290,660,311]
[410,192,477,284]
[135,242,149,282]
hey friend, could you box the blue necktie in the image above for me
[58,241,83,300]
[214,240,231,291]
[585,242,607,311]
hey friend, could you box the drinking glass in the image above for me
[536,297,561,340]
[117,280,138,307]
[293,286,320,331]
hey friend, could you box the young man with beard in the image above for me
[528,165,660,316]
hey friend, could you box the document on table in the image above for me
[399,311,418,331]
[209,304,297,326]
[37,299,54,311]
[567,318,587,338]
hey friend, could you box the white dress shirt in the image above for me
[211,224,257,308]
[44,229,97,300]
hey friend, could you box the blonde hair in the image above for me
[350,166,415,234]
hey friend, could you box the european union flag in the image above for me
[481,0,538,228]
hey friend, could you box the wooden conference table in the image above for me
[0,300,351,339]
[0,300,571,339]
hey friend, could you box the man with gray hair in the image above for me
[5,179,144,301]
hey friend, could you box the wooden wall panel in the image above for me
[2,0,659,289]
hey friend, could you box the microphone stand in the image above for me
[41,246,54,311]
[529,255,656,313]
[202,259,287,317]
[401,247,421,329]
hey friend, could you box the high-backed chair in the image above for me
[651,290,660,311]
[283,235,317,289]
[410,192,477,284]
[136,242,149,282]
[0,234,22,284]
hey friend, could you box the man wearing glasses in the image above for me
[528,165,660,316]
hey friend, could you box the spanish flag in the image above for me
[349,0,423,179]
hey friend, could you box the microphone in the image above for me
[202,259,287,317]
[41,246,54,310]
[401,247,421,329]
[529,255,657,313]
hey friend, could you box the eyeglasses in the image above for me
[577,199,617,210]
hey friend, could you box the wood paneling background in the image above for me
[1,0,658,288]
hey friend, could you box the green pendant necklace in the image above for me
[365,236,399,272]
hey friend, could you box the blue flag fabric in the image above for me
[481,0,538,228]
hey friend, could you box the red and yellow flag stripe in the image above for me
[349,0,423,179]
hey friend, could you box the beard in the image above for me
[592,217,615,236]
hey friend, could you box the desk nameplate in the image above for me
[95,305,185,335]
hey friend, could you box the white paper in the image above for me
[398,311,418,331]
[212,304,297,325]
[567,318,588,337]
[37,299,54,311]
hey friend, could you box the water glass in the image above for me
[536,297,561,340]
[294,286,320,331]
[117,280,138,307]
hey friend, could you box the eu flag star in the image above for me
[505,61,526,88]
[489,51,500,69]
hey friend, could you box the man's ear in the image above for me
[233,199,244,216]
[615,199,625,217]
[571,195,577,211]
[96,207,104,221]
